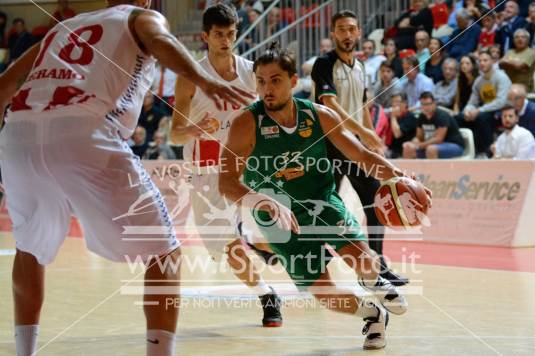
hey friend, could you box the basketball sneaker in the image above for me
[259,287,283,327]
[362,302,389,350]
[359,276,408,315]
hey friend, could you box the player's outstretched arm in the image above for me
[219,110,299,234]
[130,9,254,111]
[316,103,403,181]
[0,43,40,122]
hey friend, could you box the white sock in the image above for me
[15,324,39,356]
[146,329,175,356]
[354,298,378,319]
[252,278,272,296]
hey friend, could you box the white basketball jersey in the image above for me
[184,55,256,170]
[6,5,155,138]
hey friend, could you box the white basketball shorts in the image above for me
[0,116,179,265]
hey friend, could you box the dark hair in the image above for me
[379,60,395,71]
[478,47,492,58]
[253,42,297,77]
[501,104,518,116]
[391,92,408,103]
[331,10,358,29]
[363,39,376,50]
[456,54,478,109]
[430,37,444,52]
[402,56,420,69]
[202,3,238,33]
[13,18,25,25]
[419,91,435,101]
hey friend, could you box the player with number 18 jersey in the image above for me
[1,5,177,265]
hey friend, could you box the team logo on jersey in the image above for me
[261,125,280,138]
[298,118,314,138]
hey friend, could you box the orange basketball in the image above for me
[202,117,220,134]
[374,177,429,229]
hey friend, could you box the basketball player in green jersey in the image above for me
[219,46,432,350]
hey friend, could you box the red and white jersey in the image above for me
[184,55,256,171]
[6,5,155,138]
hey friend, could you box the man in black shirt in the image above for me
[311,10,408,285]
[403,92,465,159]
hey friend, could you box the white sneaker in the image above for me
[359,276,408,315]
[362,303,389,350]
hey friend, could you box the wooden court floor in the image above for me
[1,233,535,356]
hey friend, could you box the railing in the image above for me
[235,0,411,69]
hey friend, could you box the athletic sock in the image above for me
[252,278,272,296]
[354,298,378,319]
[15,324,39,356]
[146,329,175,356]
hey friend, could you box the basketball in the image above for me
[374,177,429,228]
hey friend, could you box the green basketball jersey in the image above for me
[243,98,336,205]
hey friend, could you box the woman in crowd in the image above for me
[454,54,479,113]
[425,37,446,83]
[383,38,404,78]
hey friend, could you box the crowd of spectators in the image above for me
[367,0,535,159]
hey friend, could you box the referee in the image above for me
[311,10,408,286]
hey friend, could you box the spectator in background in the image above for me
[361,39,386,86]
[400,56,435,110]
[7,18,33,64]
[138,91,169,143]
[525,2,535,48]
[415,30,431,72]
[392,0,434,50]
[493,104,535,159]
[242,8,261,52]
[51,0,76,24]
[478,10,497,50]
[429,0,449,29]
[387,92,418,158]
[454,54,479,113]
[496,1,527,53]
[500,28,535,91]
[266,6,286,37]
[446,8,481,60]
[463,0,488,21]
[130,126,148,159]
[489,43,502,70]
[373,60,402,108]
[459,49,512,156]
[383,38,404,78]
[403,92,464,158]
[434,57,459,109]
[425,37,446,83]
[508,84,535,136]
[367,92,389,148]
[144,129,176,160]
[152,64,178,116]
[296,38,333,99]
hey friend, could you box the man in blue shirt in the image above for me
[399,56,435,111]
[446,9,481,61]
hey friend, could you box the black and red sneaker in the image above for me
[259,287,283,327]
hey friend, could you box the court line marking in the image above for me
[419,294,504,356]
